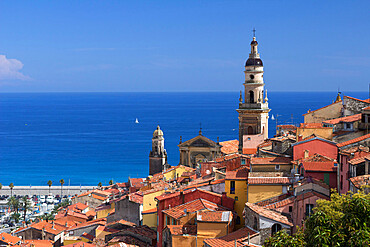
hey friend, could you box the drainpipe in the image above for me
[337,161,340,194]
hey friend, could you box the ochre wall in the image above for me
[296,127,333,141]
[172,235,196,247]
[248,185,283,203]
[142,212,157,228]
[96,202,115,219]
[303,101,342,123]
[225,179,247,228]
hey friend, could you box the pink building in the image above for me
[292,136,338,161]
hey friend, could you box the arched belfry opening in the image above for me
[247,126,253,135]
[249,91,254,103]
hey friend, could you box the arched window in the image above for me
[271,223,282,235]
[247,126,254,135]
[249,91,254,103]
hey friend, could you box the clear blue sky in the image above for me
[0,0,369,92]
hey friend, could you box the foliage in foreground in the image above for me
[264,189,370,247]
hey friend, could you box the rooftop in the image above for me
[245,202,293,226]
[337,133,370,148]
[323,113,362,125]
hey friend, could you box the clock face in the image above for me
[250,74,255,79]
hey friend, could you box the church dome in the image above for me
[153,125,163,137]
[245,58,263,66]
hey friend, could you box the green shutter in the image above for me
[324,173,330,185]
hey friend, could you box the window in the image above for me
[250,74,255,79]
[253,216,258,229]
[230,181,236,194]
[241,159,246,165]
[236,216,241,225]
[249,91,254,103]
[305,204,314,217]
[235,196,238,201]
[289,206,292,212]
[271,223,282,235]
[275,165,280,170]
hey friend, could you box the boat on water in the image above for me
[135,118,139,124]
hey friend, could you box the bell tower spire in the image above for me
[237,33,270,153]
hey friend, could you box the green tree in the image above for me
[59,179,65,198]
[10,213,20,223]
[47,180,52,194]
[98,182,102,188]
[109,180,114,185]
[264,189,370,247]
[21,196,31,222]
[7,197,20,213]
[0,183,2,191]
[9,183,14,197]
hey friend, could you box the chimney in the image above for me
[180,189,184,204]
[298,135,303,142]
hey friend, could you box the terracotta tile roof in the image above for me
[68,218,106,231]
[22,240,54,247]
[92,194,106,201]
[166,225,197,235]
[129,178,145,188]
[242,148,257,155]
[124,225,156,240]
[81,232,95,241]
[163,198,229,220]
[0,232,21,245]
[263,196,295,210]
[225,166,249,180]
[197,211,232,223]
[86,209,96,218]
[53,218,79,228]
[248,177,291,185]
[106,219,136,227]
[129,191,143,204]
[302,161,336,172]
[323,113,362,125]
[156,188,222,201]
[349,175,370,189]
[63,242,96,247]
[142,208,157,214]
[108,235,150,247]
[299,123,331,129]
[220,140,239,154]
[15,220,67,235]
[215,153,246,162]
[294,177,330,190]
[251,157,292,165]
[344,96,370,104]
[67,203,89,212]
[363,106,370,110]
[340,145,369,156]
[246,202,293,226]
[348,154,370,165]
[204,227,258,247]
[277,125,297,130]
[255,193,293,207]
[337,133,370,148]
[96,225,119,233]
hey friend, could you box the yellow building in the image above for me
[225,166,248,229]
[163,165,195,181]
[296,123,333,140]
[96,201,115,219]
[142,188,165,228]
[247,177,291,203]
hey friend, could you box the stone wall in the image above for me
[109,197,141,225]
[0,186,95,197]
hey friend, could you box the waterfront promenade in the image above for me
[0,186,95,196]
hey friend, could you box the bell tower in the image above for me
[149,125,168,175]
[237,32,270,153]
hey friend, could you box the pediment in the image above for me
[179,135,218,148]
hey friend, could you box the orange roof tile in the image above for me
[67,202,89,212]
[15,221,67,235]
[197,211,232,223]
[129,178,146,188]
[0,232,21,245]
[166,225,197,235]
[263,196,295,210]
[302,161,336,172]
[85,209,96,218]
[204,227,258,247]
[225,166,248,180]
[68,218,106,231]
[106,219,136,227]
[246,202,293,226]
[63,242,96,247]
[22,240,54,247]
[242,148,257,155]
[220,140,239,154]
[248,177,291,185]
[299,123,331,129]
[337,133,370,148]
[349,175,370,189]
[323,113,362,125]
[277,125,297,130]
[251,157,292,165]
[163,198,229,220]
[344,96,370,104]
[349,155,370,165]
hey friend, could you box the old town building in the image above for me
[149,125,169,175]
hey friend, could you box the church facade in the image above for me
[237,35,270,153]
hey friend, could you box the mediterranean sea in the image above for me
[0,92,367,186]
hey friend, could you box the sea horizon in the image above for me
[1,91,368,186]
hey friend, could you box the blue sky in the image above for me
[0,1,369,92]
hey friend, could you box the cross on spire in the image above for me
[253,28,256,37]
[199,122,202,135]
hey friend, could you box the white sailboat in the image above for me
[135,118,139,124]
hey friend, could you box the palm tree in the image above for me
[109,180,114,186]
[47,180,52,194]
[98,182,102,188]
[7,197,20,213]
[9,183,14,197]
[21,196,31,222]
[10,213,20,223]
[59,179,65,198]
[0,183,2,191]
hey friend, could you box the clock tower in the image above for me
[237,34,270,153]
